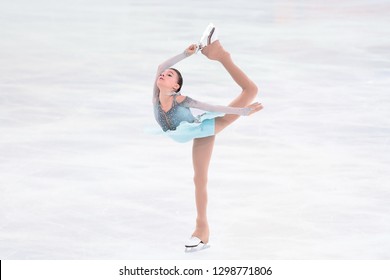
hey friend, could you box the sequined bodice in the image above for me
[154,96,196,131]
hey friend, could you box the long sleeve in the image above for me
[181,96,251,116]
[153,51,189,104]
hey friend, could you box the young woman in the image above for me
[153,24,263,249]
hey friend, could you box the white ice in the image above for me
[1,0,389,259]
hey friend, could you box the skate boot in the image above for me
[184,236,210,253]
[197,23,218,52]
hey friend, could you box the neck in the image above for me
[159,89,176,103]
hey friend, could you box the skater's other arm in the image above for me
[178,96,260,116]
[153,44,197,104]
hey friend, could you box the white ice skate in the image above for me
[184,236,210,253]
[197,23,218,52]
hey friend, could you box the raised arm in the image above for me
[153,44,198,104]
[181,96,255,116]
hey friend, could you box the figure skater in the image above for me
[153,23,263,249]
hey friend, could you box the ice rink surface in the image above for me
[1,0,389,259]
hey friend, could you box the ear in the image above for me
[173,83,180,91]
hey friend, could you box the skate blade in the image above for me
[184,243,210,253]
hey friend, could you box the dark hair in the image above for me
[169,68,183,92]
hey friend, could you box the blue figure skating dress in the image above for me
[153,51,250,143]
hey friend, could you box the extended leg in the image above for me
[202,41,259,133]
[191,135,215,244]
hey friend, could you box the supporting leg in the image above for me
[191,135,215,244]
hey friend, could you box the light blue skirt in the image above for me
[146,112,224,143]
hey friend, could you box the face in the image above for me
[157,69,180,92]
